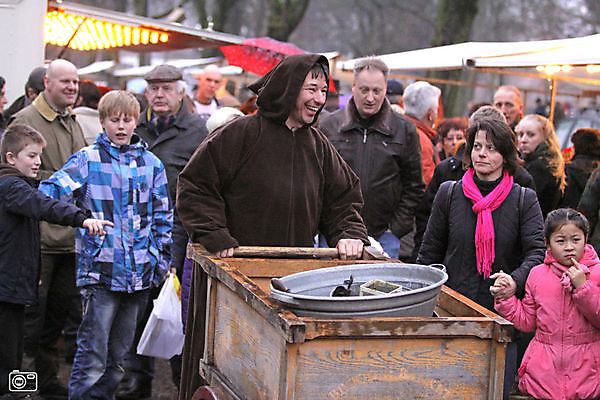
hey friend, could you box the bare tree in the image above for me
[266,0,310,41]
[429,0,478,116]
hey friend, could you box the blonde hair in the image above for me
[520,114,566,191]
[98,90,140,121]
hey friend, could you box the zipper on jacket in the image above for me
[363,128,367,144]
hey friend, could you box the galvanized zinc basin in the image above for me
[269,263,448,317]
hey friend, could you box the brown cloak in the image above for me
[176,54,368,252]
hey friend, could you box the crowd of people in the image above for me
[1,53,600,400]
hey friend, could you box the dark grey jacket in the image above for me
[0,165,87,305]
[136,105,208,204]
[417,180,545,311]
[136,104,208,273]
[319,99,425,238]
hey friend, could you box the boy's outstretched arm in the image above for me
[82,219,114,236]
[39,151,89,202]
[4,177,96,230]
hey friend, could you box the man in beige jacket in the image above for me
[9,58,86,399]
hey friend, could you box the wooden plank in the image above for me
[212,282,285,399]
[302,317,506,341]
[487,340,507,399]
[284,344,300,400]
[437,286,486,317]
[229,258,389,278]
[292,337,494,399]
[204,275,217,366]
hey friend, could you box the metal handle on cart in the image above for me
[269,290,301,306]
[428,263,446,273]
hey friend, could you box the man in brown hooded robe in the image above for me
[177,54,368,258]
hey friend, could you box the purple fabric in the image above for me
[181,253,194,332]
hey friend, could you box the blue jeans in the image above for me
[69,285,149,400]
[376,231,400,260]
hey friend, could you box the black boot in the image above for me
[115,376,152,400]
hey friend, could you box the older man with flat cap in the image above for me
[116,64,208,400]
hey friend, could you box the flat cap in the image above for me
[143,64,182,83]
[386,79,404,95]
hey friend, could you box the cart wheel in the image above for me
[192,385,225,400]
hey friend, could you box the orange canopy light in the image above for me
[44,10,169,50]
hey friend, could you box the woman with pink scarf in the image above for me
[417,118,545,399]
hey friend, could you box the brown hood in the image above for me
[0,164,25,179]
[249,54,329,125]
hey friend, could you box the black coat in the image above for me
[412,144,536,261]
[136,105,208,205]
[137,104,208,273]
[523,147,564,218]
[417,180,545,311]
[318,98,425,238]
[577,166,600,250]
[562,154,600,209]
[177,54,368,253]
[0,166,87,305]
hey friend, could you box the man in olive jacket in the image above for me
[318,57,425,259]
[9,58,86,398]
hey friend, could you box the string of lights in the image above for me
[44,10,169,51]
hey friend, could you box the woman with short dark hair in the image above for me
[419,118,544,310]
[437,117,467,160]
[417,118,545,399]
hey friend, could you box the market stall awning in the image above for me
[466,34,600,69]
[112,57,220,77]
[339,34,600,73]
[46,0,243,52]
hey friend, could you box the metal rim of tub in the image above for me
[269,263,448,314]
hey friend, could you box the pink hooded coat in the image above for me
[496,244,600,400]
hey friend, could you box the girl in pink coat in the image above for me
[491,208,600,400]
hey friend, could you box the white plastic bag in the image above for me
[136,273,185,359]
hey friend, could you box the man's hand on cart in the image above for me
[215,247,234,258]
[337,239,364,260]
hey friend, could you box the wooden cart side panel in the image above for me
[487,340,507,399]
[196,255,308,344]
[211,281,286,400]
[291,337,497,400]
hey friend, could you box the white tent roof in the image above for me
[339,34,600,72]
[467,34,600,68]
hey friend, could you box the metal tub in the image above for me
[269,263,448,317]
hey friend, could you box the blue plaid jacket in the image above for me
[39,133,173,292]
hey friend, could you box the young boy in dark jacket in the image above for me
[0,124,111,397]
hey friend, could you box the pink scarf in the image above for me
[545,244,599,293]
[462,168,514,278]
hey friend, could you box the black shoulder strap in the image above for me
[519,186,526,222]
[446,181,457,215]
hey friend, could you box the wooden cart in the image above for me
[180,244,513,400]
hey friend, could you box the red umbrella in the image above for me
[220,37,336,92]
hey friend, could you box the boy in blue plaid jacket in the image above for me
[39,90,173,400]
